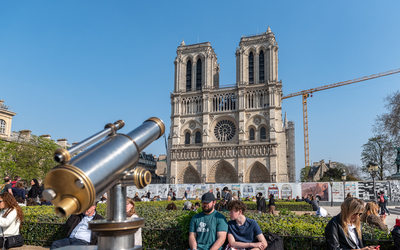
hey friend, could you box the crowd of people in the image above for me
[1,176,52,207]
[2,176,400,249]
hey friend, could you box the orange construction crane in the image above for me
[282,68,400,168]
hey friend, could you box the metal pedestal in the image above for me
[60,183,143,250]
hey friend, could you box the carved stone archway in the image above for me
[179,164,201,183]
[208,160,238,183]
[245,161,270,183]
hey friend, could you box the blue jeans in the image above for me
[50,237,89,249]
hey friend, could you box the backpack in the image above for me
[264,232,284,250]
[380,195,384,203]
[384,195,388,202]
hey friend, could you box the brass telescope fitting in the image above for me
[44,118,164,218]
[145,117,165,139]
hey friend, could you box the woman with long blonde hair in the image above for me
[360,202,387,231]
[325,197,378,249]
[126,197,141,246]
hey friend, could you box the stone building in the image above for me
[0,100,17,141]
[307,159,337,182]
[167,27,295,184]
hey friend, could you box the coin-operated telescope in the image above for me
[42,118,165,250]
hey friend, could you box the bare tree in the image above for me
[336,162,365,180]
[361,135,394,180]
[374,90,400,142]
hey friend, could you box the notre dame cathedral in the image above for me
[167,27,295,184]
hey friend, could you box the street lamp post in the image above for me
[329,178,333,207]
[341,171,347,200]
[368,161,379,201]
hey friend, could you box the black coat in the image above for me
[65,212,104,245]
[269,196,275,206]
[28,186,40,199]
[393,226,400,250]
[256,196,267,213]
[325,214,366,250]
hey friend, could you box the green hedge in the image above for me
[20,203,392,249]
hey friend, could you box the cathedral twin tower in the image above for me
[167,27,295,184]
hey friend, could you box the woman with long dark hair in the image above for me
[325,197,379,249]
[126,198,141,247]
[0,192,24,248]
[27,179,40,200]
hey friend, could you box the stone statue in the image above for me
[392,142,400,174]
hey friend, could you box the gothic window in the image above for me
[259,50,265,83]
[249,128,255,140]
[214,120,236,142]
[185,132,190,144]
[196,58,202,90]
[260,127,266,140]
[249,52,254,84]
[186,60,192,91]
[0,120,5,134]
[195,131,201,143]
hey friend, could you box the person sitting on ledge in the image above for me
[360,202,387,231]
[226,200,268,250]
[325,197,379,250]
[50,201,104,249]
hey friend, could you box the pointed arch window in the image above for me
[260,127,266,140]
[185,132,191,144]
[195,131,201,143]
[249,128,255,141]
[0,119,5,134]
[196,58,202,90]
[249,52,254,84]
[186,60,192,91]
[259,50,265,83]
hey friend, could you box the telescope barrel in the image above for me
[54,120,125,163]
[43,117,164,218]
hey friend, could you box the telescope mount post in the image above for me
[89,183,143,250]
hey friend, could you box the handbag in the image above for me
[5,234,24,248]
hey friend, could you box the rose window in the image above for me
[214,120,236,142]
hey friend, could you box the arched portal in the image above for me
[245,162,270,183]
[208,160,237,183]
[179,164,201,183]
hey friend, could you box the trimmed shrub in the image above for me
[20,203,392,249]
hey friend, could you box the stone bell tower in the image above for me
[168,27,295,184]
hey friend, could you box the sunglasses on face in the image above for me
[354,213,363,217]
[0,200,3,203]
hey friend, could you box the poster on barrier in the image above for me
[332,182,343,201]
[157,184,169,199]
[147,184,158,198]
[242,184,254,198]
[281,184,292,200]
[268,184,279,198]
[176,184,187,198]
[255,183,267,197]
[358,181,389,201]
[345,182,358,198]
[231,184,240,197]
[390,181,400,202]
[301,182,329,201]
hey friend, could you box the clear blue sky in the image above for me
[1,1,400,180]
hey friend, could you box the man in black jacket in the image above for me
[50,202,104,249]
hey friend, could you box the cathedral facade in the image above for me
[167,28,295,184]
